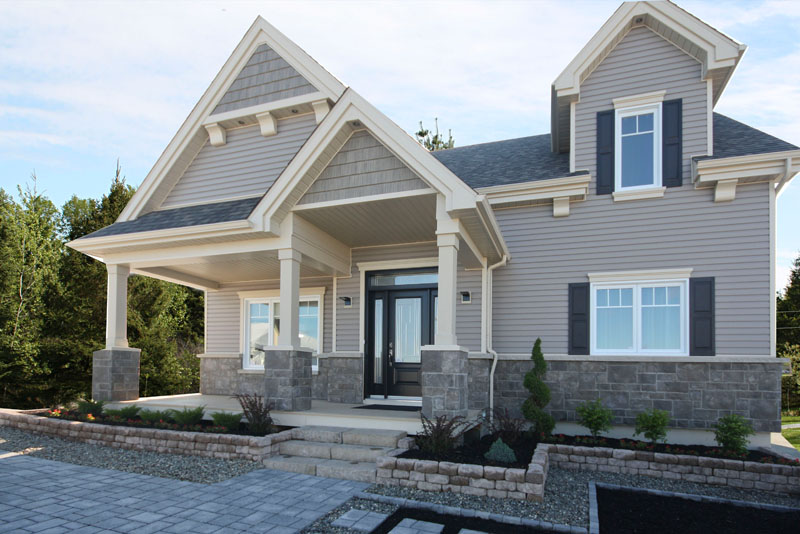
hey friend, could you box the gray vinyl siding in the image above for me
[205,277,333,354]
[213,44,318,115]
[574,25,708,183]
[161,114,316,209]
[491,182,771,356]
[335,243,482,353]
[298,130,428,205]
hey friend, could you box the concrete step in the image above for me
[279,439,394,462]
[342,428,407,448]
[292,425,346,443]
[263,455,376,483]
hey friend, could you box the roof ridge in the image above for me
[434,133,551,153]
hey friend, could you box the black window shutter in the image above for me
[662,99,683,188]
[689,277,715,356]
[568,283,590,355]
[596,110,615,195]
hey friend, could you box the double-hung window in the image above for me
[242,292,323,371]
[615,103,661,191]
[591,279,688,356]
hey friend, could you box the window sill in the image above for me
[612,186,666,202]
[238,368,320,375]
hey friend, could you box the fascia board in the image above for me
[477,174,591,196]
[119,17,346,222]
[694,151,800,184]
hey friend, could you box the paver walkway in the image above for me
[0,455,368,533]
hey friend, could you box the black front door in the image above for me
[366,271,437,398]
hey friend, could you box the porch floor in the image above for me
[108,394,423,434]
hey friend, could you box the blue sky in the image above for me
[1,0,798,288]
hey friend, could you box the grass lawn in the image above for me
[783,427,800,452]
[782,414,800,425]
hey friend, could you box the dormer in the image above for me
[551,1,745,196]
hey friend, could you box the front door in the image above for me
[366,270,437,398]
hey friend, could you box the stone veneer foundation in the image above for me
[421,348,469,419]
[264,349,312,411]
[92,348,141,402]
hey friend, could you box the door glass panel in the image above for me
[272,302,280,342]
[374,299,383,384]
[371,272,438,287]
[395,297,422,363]
[248,303,270,367]
[434,296,438,342]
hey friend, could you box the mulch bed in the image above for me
[544,434,799,465]
[372,508,552,534]
[596,486,800,534]
[400,433,537,468]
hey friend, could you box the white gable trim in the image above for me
[118,17,346,222]
[247,89,479,235]
[553,1,744,99]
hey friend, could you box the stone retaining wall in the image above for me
[375,443,550,501]
[545,443,800,495]
[0,410,293,462]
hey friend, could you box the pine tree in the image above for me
[521,338,555,436]
[778,253,800,349]
[415,118,454,151]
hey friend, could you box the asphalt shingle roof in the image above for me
[79,114,797,240]
[431,133,574,189]
[80,196,260,239]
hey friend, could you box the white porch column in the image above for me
[105,264,130,349]
[436,233,459,347]
[278,248,301,348]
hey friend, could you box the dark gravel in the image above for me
[0,426,262,483]
[301,497,398,534]
[366,467,800,528]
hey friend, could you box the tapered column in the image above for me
[435,233,459,347]
[278,248,301,348]
[106,264,130,349]
[94,263,140,401]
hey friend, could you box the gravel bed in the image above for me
[301,497,398,534]
[0,426,262,483]
[366,467,800,528]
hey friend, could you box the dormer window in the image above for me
[616,105,661,190]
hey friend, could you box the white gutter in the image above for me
[486,254,508,421]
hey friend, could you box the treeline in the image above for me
[0,167,203,409]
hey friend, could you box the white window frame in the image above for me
[590,278,689,357]
[239,287,325,371]
[614,103,662,192]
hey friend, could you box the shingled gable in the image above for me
[117,16,346,222]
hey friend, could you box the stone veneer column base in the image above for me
[264,349,312,411]
[421,348,469,419]
[92,347,141,401]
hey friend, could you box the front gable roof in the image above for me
[117,16,345,222]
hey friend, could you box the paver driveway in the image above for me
[0,455,368,533]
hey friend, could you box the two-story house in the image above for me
[69,1,799,446]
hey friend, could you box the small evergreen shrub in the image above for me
[714,414,754,454]
[211,411,243,432]
[235,394,274,436]
[484,438,517,464]
[139,410,173,423]
[169,406,206,426]
[416,413,469,456]
[522,338,555,436]
[104,405,141,419]
[634,409,670,443]
[576,399,613,438]
[485,408,526,445]
[76,399,105,416]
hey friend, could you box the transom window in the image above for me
[616,104,661,190]
[243,296,321,370]
[591,280,687,356]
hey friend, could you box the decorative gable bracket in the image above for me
[478,174,591,217]
[693,151,800,202]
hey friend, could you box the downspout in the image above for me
[486,254,508,422]
[775,157,794,196]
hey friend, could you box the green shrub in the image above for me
[576,400,613,438]
[104,405,141,419]
[235,394,274,436]
[714,414,754,454]
[521,338,555,437]
[76,399,105,416]
[211,411,243,432]
[416,413,469,456]
[139,410,173,423]
[634,409,670,444]
[484,438,517,464]
[169,405,206,426]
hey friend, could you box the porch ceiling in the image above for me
[293,192,438,248]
